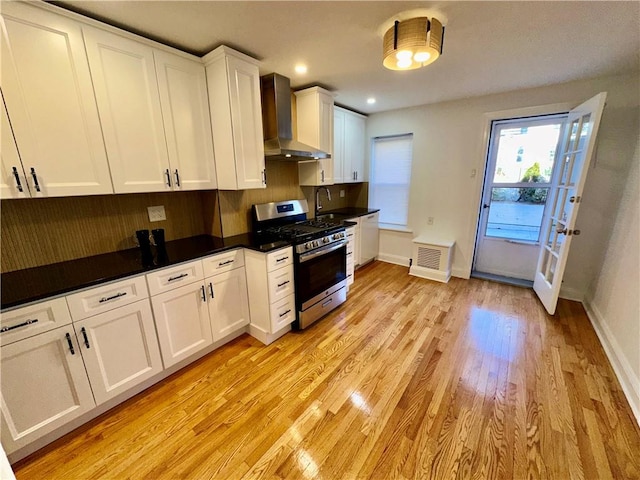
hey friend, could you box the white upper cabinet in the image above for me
[295,86,334,186]
[332,107,346,184]
[0,94,28,199]
[154,50,217,191]
[0,3,113,197]
[334,106,366,184]
[83,26,170,194]
[204,46,266,190]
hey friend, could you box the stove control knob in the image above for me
[323,237,330,244]
[305,242,312,250]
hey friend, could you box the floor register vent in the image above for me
[409,237,455,283]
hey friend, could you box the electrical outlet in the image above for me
[148,205,166,222]
[470,169,477,178]
[340,190,345,198]
[427,217,434,225]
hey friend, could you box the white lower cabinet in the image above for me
[346,225,356,288]
[74,299,163,405]
[245,247,295,345]
[206,267,250,341]
[151,280,212,368]
[0,326,95,453]
[346,218,361,267]
[360,212,380,265]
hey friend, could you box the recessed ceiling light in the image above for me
[367,98,376,104]
[294,64,307,74]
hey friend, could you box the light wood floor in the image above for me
[13,261,640,479]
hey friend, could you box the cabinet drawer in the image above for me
[1,298,72,346]
[202,249,244,277]
[270,294,295,333]
[266,247,293,272]
[267,264,295,303]
[66,276,148,321]
[146,260,204,296]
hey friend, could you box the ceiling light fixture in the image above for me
[383,16,444,71]
[294,64,307,74]
[367,98,376,104]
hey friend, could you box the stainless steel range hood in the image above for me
[260,73,330,161]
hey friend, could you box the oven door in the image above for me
[296,240,347,308]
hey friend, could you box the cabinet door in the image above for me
[333,108,345,184]
[344,112,366,183]
[154,51,217,191]
[0,93,29,199]
[75,299,163,405]
[151,282,212,368]
[83,26,170,194]
[207,268,250,342]
[226,55,266,190]
[0,327,95,454]
[360,212,379,264]
[347,218,361,267]
[0,4,113,197]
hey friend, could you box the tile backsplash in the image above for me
[1,161,368,272]
[1,191,215,272]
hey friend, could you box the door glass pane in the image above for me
[560,154,575,185]
[552,189,567,220]
[569,119,580,151]
[486,187,548,241]
[577,114,591,152]
[493,124,561,183]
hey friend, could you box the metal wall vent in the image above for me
[417,246,441,270]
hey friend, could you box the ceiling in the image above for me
[52,1,640,114]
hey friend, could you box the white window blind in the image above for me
[369,134,413,226]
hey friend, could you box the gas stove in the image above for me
[253,200,345,247]
[252,198,348,330]
[261,220,346,253]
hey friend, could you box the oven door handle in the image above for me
[299,240,347,263]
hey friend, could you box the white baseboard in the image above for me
[409,265,450,283]
[560,285,585,302]
[583,300,640,427]
[378,253,410,267]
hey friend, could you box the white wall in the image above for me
[366,73,640,293]
[584,139,639,424]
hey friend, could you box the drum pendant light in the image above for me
[383,17,444,70]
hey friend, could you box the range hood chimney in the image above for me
[260,73,330,161]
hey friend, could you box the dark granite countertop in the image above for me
[1,233,291,310]
[319,207,380,219]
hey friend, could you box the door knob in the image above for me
[556,227,567,235]
[483,204,490,209]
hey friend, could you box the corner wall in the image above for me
[583,139,639,424]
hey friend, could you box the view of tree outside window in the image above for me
[486,123,562,241]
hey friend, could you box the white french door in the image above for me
[533,92,607,314]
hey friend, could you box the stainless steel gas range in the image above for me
[252,199,347,329]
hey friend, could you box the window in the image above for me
[369,134,413,227]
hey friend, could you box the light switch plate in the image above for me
[147,205,166,222]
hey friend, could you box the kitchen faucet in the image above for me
[315,186,331,216]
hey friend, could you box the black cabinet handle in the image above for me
[30,167,40,192]
[279,309,291,318]
[12,167,23,192]
[165,169,172,187]
[218,259,234,267]
[275,256,289,263]
[201,285,206,302]
[168,273,188,282]
[277,280,290,288]
[174,169,181,187]
[262,169,267,185]
[65,332,75,355]
[209,282,214,298]
[99,292,127,303]
[321,170,325,183]
[1,318,38,333]
[81,327,90,349]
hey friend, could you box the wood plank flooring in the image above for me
[13,261,640,479]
